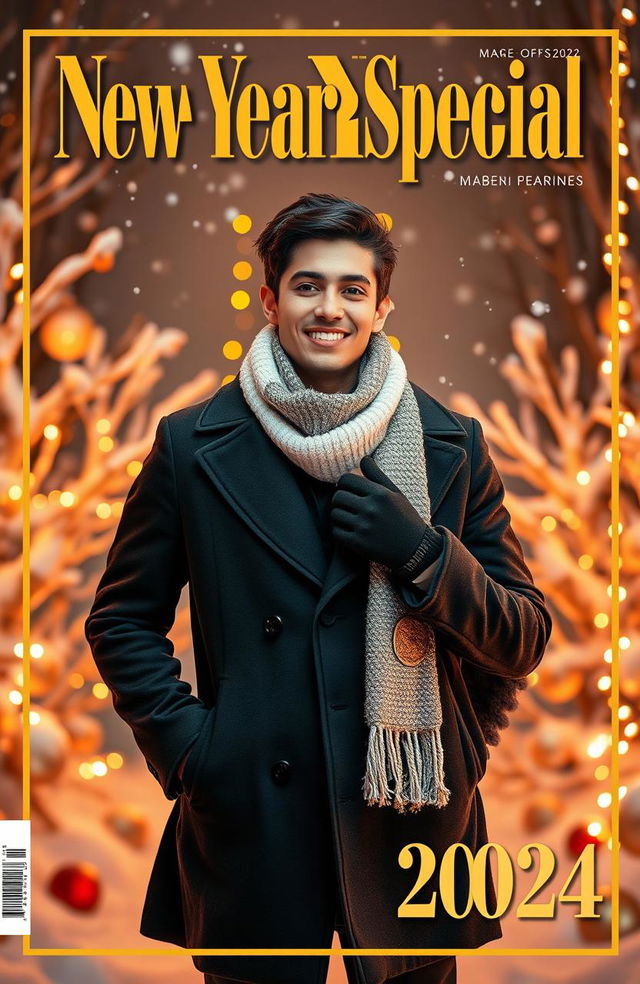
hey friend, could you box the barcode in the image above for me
[0,821,30,934]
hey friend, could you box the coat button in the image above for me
[319,612,336,626]
[271,760,292,785]
[263,615,283,638]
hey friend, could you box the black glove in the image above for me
[330,455,443,574]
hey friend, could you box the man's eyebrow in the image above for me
[288,270,372,286]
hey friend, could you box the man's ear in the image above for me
[259,284,279,327]
[372,295,394,333]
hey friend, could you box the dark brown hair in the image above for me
[253,192,398,306]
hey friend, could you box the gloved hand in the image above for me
[330,455,442,573]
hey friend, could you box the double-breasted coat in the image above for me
[84,376,552,984]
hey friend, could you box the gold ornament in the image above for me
[620,783,640,856]
[522,791,565,832]
[63,714,104,755]
[536,664,583,703]
[103,804,149,848]
[7,708,71,783]
[578,885,640,942]
[29,647,63,698]
[40,306,95,362]
[528,721,578,770]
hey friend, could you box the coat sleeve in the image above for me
[84,415,209,800]
[397,417,552,678]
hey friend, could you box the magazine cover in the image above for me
[1,2,638,983]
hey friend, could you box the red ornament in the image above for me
[566,821,607,857]
[48,863,100,912]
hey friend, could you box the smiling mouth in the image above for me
[304,329,351,342]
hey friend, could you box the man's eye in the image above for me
[344,287,364,296]
[296,283,317,292]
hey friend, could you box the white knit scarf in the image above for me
[239,325,451,811]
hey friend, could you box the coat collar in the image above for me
[193,378,467,599]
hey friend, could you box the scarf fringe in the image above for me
[363,724,451,813]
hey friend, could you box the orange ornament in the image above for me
[40,307,95,361]
[92,252,115,273]
[595,293,613,336]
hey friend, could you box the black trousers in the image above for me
[203,888,456,984]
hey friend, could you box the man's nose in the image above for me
[315,289,344,320]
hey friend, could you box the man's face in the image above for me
[259,238,393,393]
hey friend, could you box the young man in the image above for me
[85,193,552,984]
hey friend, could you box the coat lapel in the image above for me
[194,382,328,587]
[193,379,468,595]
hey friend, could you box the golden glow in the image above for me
[29,711,40,725]
[233,261,252,280]
[624,722,638,738]
[578,554,593,571]
[618,200,629,214]
[606,583,627,601]
[9,261,23,279]
[620,636,630,650]
[597,675,611,691]
[587,821,602,837]
[96,418,111,434]
[127,460,143,477]
[79,762,94,779]
[223,339,243,360]
[59,491,76,507]
[232,214,252,234]
[621,7,636,23]
[13,643,23,658]
[106,752,124,769]
[594,765,609,780]
[594,613,609,629]
[601,360,612,375]
[98,436,114,452]
[31,643,44,659]
[92,682,109,699]
[91,760,108,776]
[576,470,591,486]
[230,290,250,310]
[619,319,631,334]
[626,176,639,191]
[69,672,84,689]
[619,740,629,754]
[608,522,623,537]
[541,515,557,531]
[32,494,47,509]
[587,735,610,758]
[96,503,111,519]
[9,690,22,705]
[8,485,22,500]
[619,142,629,156]
[43,424,60,440]
[597,792,612,809]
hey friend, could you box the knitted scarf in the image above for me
[239,325,451,812]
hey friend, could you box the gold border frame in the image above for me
[21,27,621,959]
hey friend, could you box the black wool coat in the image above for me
[84,378,552,984]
